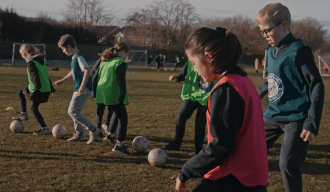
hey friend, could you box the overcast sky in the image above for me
[1,0,329,32]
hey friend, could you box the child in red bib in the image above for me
[175,27,268,192]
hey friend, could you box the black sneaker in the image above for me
[164,141,180,151]
[103,135,116,146]
[33,127,51,136]
[112,144,130,155]
[12,113,28,120]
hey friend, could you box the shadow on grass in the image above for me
[268,143,330,159]
[268,159,330,175]
[0,148,189,170]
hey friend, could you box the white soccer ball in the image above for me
[52,124,67,139]
[132,136,149,152]
[10,120,24,133]
[148,148,167,166]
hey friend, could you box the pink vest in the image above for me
[204,74,268,187]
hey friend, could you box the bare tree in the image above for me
[291,17,327,52]
[62,0,116,30]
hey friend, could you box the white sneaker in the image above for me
[102,124,109,134]
[87,128,101,144]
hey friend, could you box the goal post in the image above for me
[318,55,330,76]
[262,49,268,79]
[8,43,46,65]
[127,50,148,66]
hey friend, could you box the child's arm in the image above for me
[27,61,42,92]
[90,58,101,78]
[48,78,56,96]
[296,46,325,141]
[116,63,127,103]
[178,83,244,183]
[175,62,188,82]
[53,71,73,87]
[78,68,90,96]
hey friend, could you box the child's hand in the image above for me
[53,80,64,87]
[175,175,186,192]
[300,130,315,142]
[77,88,84,97]
[51,90,56,96]
[169,75,176,82]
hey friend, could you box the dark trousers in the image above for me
[174,63,181,71]
[18,89,47,127]
[191,175,267,192]
[264,117,309,192]
[96,104,118,129]
[96,103,127,141]
[174,100,207,154]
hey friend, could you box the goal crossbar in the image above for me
[8,43,46,65]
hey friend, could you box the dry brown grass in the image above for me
[0,65,329,192]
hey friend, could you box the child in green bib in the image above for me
[164,60,218,155]
[12,44,56,135]
[92,43,131,155]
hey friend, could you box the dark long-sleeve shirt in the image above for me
[179,69,246,183]
[27,55,55,94]
[91,57,127,102]
[175,62,188,82]
[258,33,324,135]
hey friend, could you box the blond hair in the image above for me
[58,34,76,48]
[257,3,291,30]
[19,44,40,57]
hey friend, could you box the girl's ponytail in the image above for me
[98,42,132,62]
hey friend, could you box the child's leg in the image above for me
[108,104,127,142]
[68,92,96,133]
[18,89,27,112]
[279,119,309,192]
[96,104,105,128]
[174,100,198,144]
[31,101,47,127]
[194,103,207,154]
[165,100,198,151]
[107,108,118,134]
[264,117,284,150]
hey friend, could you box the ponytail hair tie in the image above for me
[216,27,226,38]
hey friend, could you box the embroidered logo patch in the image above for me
[268,73,284,103]
[197,76,214,92]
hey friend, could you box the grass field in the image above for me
[0,65,329,192]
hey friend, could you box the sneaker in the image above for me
[33,127,50,136]
[86,127,101,144]
[164,141,180,151]
[102,124,109,134]
[67,132,86,141]
[103,135,116,146]
[112,144,130,155]
[12,113,28,120]
[102,124,117,137]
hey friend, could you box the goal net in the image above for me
[125,50,147,66]
[6,43,46,65]
[318,55,330,76]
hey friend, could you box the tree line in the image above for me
[0,0,329,56]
